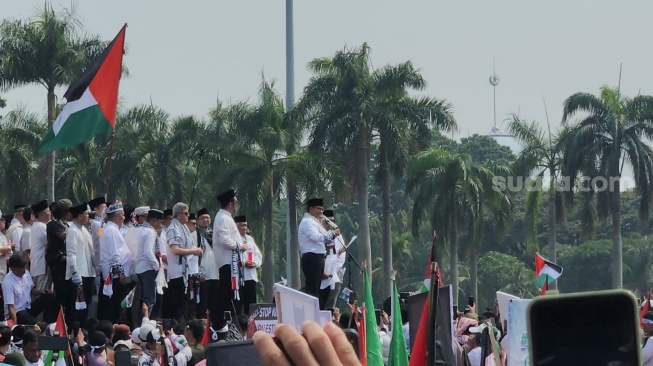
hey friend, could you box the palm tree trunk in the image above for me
[47,88,56,202]
[287,180,300,288]
[380,148,393,299]
[262,178,275,301]
[610,178,622,288]
[547,177,557,290]
[450,216,459,306]
[356,135,372,289]
[470,248,478,302]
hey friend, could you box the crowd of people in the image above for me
[0,191,513,366]
[0,189,269,365]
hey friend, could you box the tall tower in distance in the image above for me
[487,61,520,153]
[489,62,504,136]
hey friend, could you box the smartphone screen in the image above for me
[528,290,640,366]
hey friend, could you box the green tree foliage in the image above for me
[563,86,653,289]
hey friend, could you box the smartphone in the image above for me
[349,291,357,305]
[71,322,80,337]
[224,311,232,322]
[468,296,475,307]
[115,350,131,365]
[204,340,263,365]
[374,309,381,321]
[161,318,173,332]
[528,290,640,365]
[38,335,69,351]
[343,329,360,359]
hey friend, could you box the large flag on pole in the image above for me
[38,25,126,153]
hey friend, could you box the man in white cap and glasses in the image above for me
[99,201,133,323]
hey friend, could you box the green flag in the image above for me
[363,270,384,366]
[388,282,408,366]
[43,350,53,365]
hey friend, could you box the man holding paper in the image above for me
[319,210,346,309]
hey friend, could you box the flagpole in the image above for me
[104,132,116,199]
[426,261,439,366]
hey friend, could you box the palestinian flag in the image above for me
[38,25,126,153]
[535,253,563,288]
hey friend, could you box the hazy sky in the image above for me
[3,1,653,140]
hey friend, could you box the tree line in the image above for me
[2,4,653,307]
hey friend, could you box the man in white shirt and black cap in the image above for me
[136,209,164,321]
[234,215,262,317]
[298,198,340,307]
[66,202,97,323]
[28,200,50,291]
[99,201,133,323]
[212,189,247,334]
[2,254,57,325]
[88,196,106,274]
[195,208,218,320]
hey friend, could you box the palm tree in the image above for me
[0,107,47,207]
[221,79,305,300]
[563,85,653,289]
[507,115,568,288]
[374,96,455,298]
[407,150,497,304]
[464,164,512,301]
[297,43,448,290]
[0,4,107,201]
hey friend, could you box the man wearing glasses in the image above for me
[164,202,203,322]
[298,198,340,308]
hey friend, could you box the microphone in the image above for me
[322,215,338,230]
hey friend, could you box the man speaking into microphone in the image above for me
[298,198,340,307]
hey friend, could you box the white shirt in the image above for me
[124,225,143,276]
[25,359,44,366]
[66,222,96,279]
[467,347,482,366]
[187,228,199,275]
[166,219,194,280]
[2,270,34,319]
[212,209,243,270]
[321,235,347,289]
[90,218,103,272]
[0,235,9,282]
[100,221,133,279]
[6,223,23,246]
[136,226,160,275]
[241,234,262,282]
[29,221,48,277]
[298,214,335,255]
[19,224,31,255]
[197,228,218,280]
[644,337,653,366]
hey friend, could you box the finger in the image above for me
[301,321,341,366]
[274,324,319,366]
[253,331,292,366]
[324,322,362,366]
